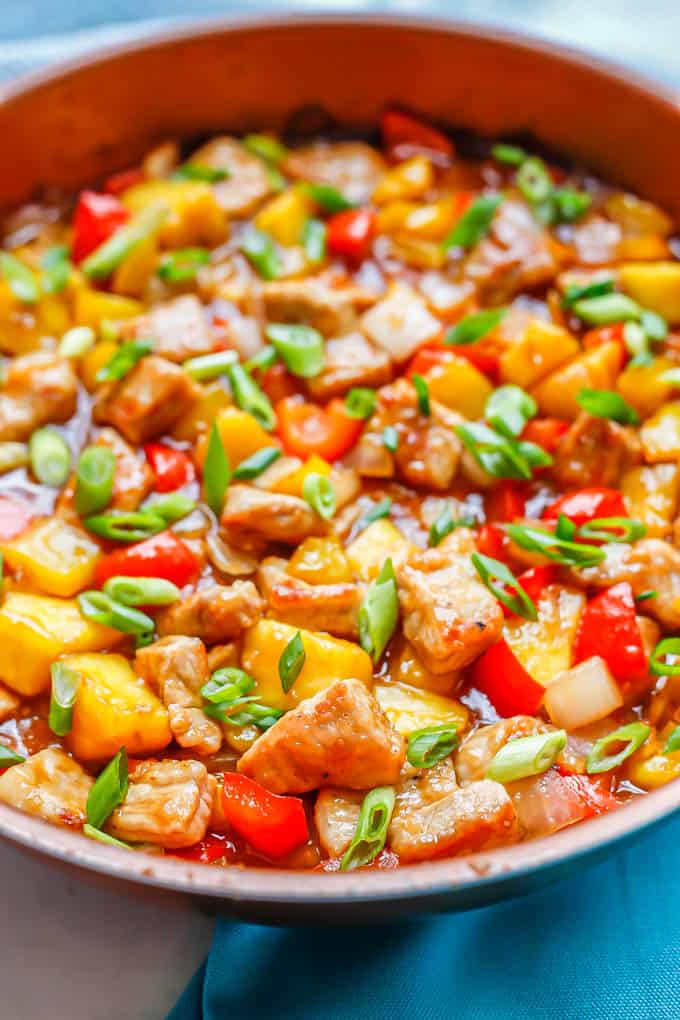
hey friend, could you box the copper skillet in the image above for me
[0,14,679,925]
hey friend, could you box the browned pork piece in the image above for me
[106,759,215,848]
[0,749,92,828]
[155,582,264,644]
[305,332,392,400]
[94,354,199,444]
[282,140,386,204]
[261,278,375,337]
[221,484,328,545]
[257,557,361,639]
[397,530,504,674]
[237,678,406,794]
[552,412,642,488]
[455,717,552,785]
[122,294,213,363]
[96,427,155,509]
[0,352,78,441]
[188,136,272,216]
[135,636,222,754]
[314,788,365,858]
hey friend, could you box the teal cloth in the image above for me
[169,815,680,1020]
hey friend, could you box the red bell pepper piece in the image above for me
[476,523,510,562]
[582,323,626,359]
[71,190,130,264]
[276,395,364,461]
[502,565,557,618]
[94,530,201,588]
[104,167,146,196]
[172,832,237,864]
[408,331,500,381]
[381,109,455,163]
[573,582,647,685]
[220,773,309,858]
[557,772,620,817]
[471,639,545,717]
[143,442,195,493]
[542,487,627,527]
[327,208,376,262]
[258,362,298,404]
[521,418,569,454]
[0,496,36,541]
[485,481,528,523]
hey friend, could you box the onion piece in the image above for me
[544,656,623,730]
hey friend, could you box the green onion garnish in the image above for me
[412,373,430,416]
[304,182,354,212]
[576,388,639,425]
[442,194,501,251]
[29,427,71,487]
[158,247,210,284]
[74,445,116,516]
[201,667,255,704]
[586,722,650,774]
[359,558,399,664]
[506,523,606,567]
[571,292,641,326]
[233,447,281,480]
[664,725,680,753]
[225,362,276,431]
[48,661,81,737]
[345,387,376,420]
[491,143,527,166]
[279,630,306,694]
[649,637,680,677]
[0,743,25,768]
[302,472,336,520]
[444,307,506,346]
[78,590,155,636]
[555,514,577,541]
[172,163,228,183]
[142,493,195,524]
[243,134,289,165]
[640,308,668,342]
[516,157,553,204]
[552,188,592,223]
[102,576,180,607]
[96,339,154,383]
[340,786,395,871]
[486,730,567,783]
[244,345,278,375]
[83,202,167,280]
[382,425,399,453]
[456,422,551,481]
[86,747,129,830]
[429,504,455,548]
[58,325,96,358]
[240,226,281,280]
[471,552,538,620]
[0,252,38,303]
[356,497,392,533]
[203,422,231,516]
[40,244,71,295]
[576,517,646,544]
[84,510,165,543]
[407,725,459,769]
[206,700,283,730]
[302,217,327,263]
[635,590,658,603]
[265,323,325,379]
[82,824,131,849]
[623,322,653,367]
[562,278,615,307]
[183,349,238,381]
[485,384,537,438]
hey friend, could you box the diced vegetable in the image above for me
[94,530,201,588]
[471,639,545,716]
[543,657,623,729]
[504,585,585,686]
[220,773,308,858]
[619,262,680,324]
[2,517,101,597]
[374,682,468,737]
[276,396,364,460]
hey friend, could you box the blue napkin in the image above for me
[170,815,680,1020]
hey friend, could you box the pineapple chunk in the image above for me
[2,517,101,597]
[373,681,468,736]
[621,463,679,538]
[74,289,142,328]
[271,454,331,498]
[373,156,434,204]
[80,339,119,391]
[619,262,680,323]
[241,620,373,711]
[627,751,680,789]
[255,187,313,247]
[503,586,585,687]
[425,355,493,419]
[172,382,232,442]
[616,356,675,420]
[111,235,158,298]
[346,519,414,582]
[122,180,227,248]
[640,402,680,462]
[500,319,579,390]
[196,406,275,468]
[0,592,121,695]
[64,652,171,761]
[531,341,622,420]
[386,638,460,695]
[287,537,353,584]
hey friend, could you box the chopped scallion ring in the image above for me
[382,425,399,453]
[86,747,129,830]
[83,203,167,280]
[0,743,25,768]
[279,630,306,694]
[586,722,650,774]
[640,308,668,342]
[664,725,680,753]
[635,590,657,603]
[407,725,459,769]
[74,445,116,516]
[158,247,210,284]
[29,427,71,487]
[82,824,131,849]
[78,590,155,636]
[225,362,276,431]
[102,576,180,607]
[444,307,506,346]
[205,699,283,730]
[340,786,396,871]
[0,252,38,303]
[203,422,231,516]
[555,514,577,541]
[201,667,255,705]
[562,278,615,307]
[233,447,281,480]
[649,637,680,677]
[265,323,325,378]
[302,472,336,520]
[506,523,606,567]
[40,245,72,295]
[302,217,327,263]
[516,157,553,204]
[172,163,228,183]
[243,134,289,165]
[48,661,82,737]
[96,339,154,383]
[491,143,526,166]
[356,497,392,533]
[304,182,355,212]
[84,510,166,543]
[485,385,537,438]
[576,388,639,425]
[442,194,501,251]
[359,559,399,664]
[471,552,537,620]
[571,292,641,326]
[58,325,96,358]
[486,730,567,783]
[412,373,430,416]
[183,350,238,381]
[576,517,646,544]
[345,387,376,420]
[240,226,281,280]
[142,493,196,524]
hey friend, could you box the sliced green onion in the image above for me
[382,425,399,453]
[357,497,392,532]
[660,367,680,387]
[555,514,577,541]
[304,182,354,212]
[0,743,25,768]
[340,787,395,871]
[576,388,639,425]
[142,493,195,524]
[86,747,129,829]
[443,194,501,251]
[207,700,283,730]
[471,551,538,620]
[428,504,464,547]
[158,247,210,284]
[552,188,592,223]
[0,252,38,303]
[183,349,238,381]
[240,226,281,280]
[485,385,537,438]
[201,667,255,704]
[40,244,71,295]
[29,427,71,487]
[359,558,399,664]
[82,824,131,849]
[172,163,228,183]
[562,278,615,307]
[635,590,658,603]
[506,523,606,567]
[96,339,154,383]
[84,510,165,543]
[407,725,459,769]
[83,202,167,280]
[486,730,567,783]
[225,362,276,431]
[233,447,281,480]
[623,322,652,367]
[102,576,180,606]
[572,292,641,326]
[243,134,289,164]
[100,320,121,344]
[456,422,551,481]
[48,661,81,737]
[0,442,29,474]
[649,637,680,677]
[203,422,231,516]
[245,345,278,375]
[412,373,430,416]
[345,387,376,420]
[74,445,116,516]
[78,590,154,635]
[279,630,306,694]
[302,217,327,263]
[58,325,96,358]
[516,157,553,204]
[491,143,527,166]
[444,307,506,346]
[265,323,325,378]
[640,308,668,342]
[586,722,650,774]
[664,725,680,753]
[576,517,646,544]
[302,472,336,520]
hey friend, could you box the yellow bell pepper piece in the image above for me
[255,187,314,247]
[64,652,171,761]
[627,751,680,790]
[504,586,585,687]
[2,517,101,597]
[617,355,675,419]
[425,354,493,418]
[172,382,233,442]
[619,262,680,324]
[80,339,120,391]
[376,200,419,234]
[401,198,459,241]
[241,620,373,711]
[0,592,121,696]
[196,406,275,468]
[640,402,680,462]
[346,519,414,582]
[271,454,331,497]
[38,294,71,338]
[288,537,353,584]
[500,319,580,390]
[621,463,679,538]
[74,289,142,329]
[111,234,158,298]
[0,282,43,355]
[122,180,227,248]
[391,236,446,270]
[373,156,434,204]
[531,340,622,420]
[373,681,468,736]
